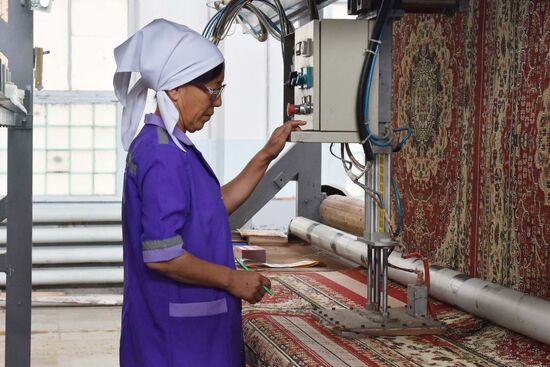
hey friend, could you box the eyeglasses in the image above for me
[197,83,226,101]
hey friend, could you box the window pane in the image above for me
[0,150,6,173]
[46,173,69,195]
[71,0,127,37]
[94,127,116,149]
[34,127,46,150]
[71,151,93,173]
[71,104,94,126]
[47,127,69,149]
[94,104,116,126]
[71,127,93,149]
[0,128,6,149]
[47,104,70,126]
[94,174,115,195]
[94,151,117,173]
[33,0,69,90]
[71,174,93,195]
[33,174,45,196]
[71,0,128,90]
[34,104,46,126]
[47,151,69,173]
[0,173,6,196]
[31,101,121,197]
[33,151,46,173]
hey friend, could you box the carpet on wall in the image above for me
[391,0,550,299]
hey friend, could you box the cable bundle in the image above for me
[330,122,412,237]
[203,0,294,54]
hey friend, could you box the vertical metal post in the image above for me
[382,247,389,316]
[383,154,391,222]
[1,2,34,367]
[373,248,380,310]
[372,158,380,233]
[364,161,375,239]
[5,122,33,367]
[366,244,373,306]
[381,154,391,317]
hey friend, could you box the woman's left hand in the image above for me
[261,120,306,161]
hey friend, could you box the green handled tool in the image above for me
[235,257,273,296]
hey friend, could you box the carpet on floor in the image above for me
[243,268,550,367]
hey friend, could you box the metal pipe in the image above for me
[0,225,122,244]
[382,247,389,314]
[373,247,380,309]
[31,203,121,223]
[364,159,376,239]
[23,246,122,265]
[383,154,391,217]
[289,216,550,345]
[0,267,123,286]
[372,158,380,234]
[366,245,372,306]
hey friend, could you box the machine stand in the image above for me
[312,306,446,338]
[312,238,446,337]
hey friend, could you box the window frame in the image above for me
[29,0,136,202]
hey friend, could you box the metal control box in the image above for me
[288,19,390,143]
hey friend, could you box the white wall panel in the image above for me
[34,0,69,90]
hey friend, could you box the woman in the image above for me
[113,19,303,367]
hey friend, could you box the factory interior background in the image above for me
[12,0,547,299]
[0,0,549,366]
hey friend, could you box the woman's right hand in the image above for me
[226,270,271,304]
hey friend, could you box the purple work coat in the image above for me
[120,114,244,367]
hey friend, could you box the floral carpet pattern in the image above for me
[243,269,550,367]
[391,0,550,298]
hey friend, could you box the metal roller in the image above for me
[289,216,550,345]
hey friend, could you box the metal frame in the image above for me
[230,142,322,229]
[281,10,446,337]
[0,1,33,366]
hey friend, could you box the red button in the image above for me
[286,103,295,117]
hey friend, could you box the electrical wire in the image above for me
[356,0,394,161]
[344,143,366,171]
[329,143,352,170]
[333,142,396,235]
[202,0,293,57]
[391,176,401,237]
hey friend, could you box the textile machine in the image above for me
[211,0,550,345]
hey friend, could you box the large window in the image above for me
[32,98,118,196]
[0,0,129,199]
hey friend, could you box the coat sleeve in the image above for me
[139,147,190,263]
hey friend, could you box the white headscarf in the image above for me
[113,18,224,151]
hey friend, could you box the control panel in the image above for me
[287,19,386,143]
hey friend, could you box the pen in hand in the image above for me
[234,257,274,296]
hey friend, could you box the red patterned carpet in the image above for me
[391,0,550,298]
[243,268,550,366]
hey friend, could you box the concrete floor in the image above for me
[0,306,121,367]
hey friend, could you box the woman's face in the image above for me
[168,70,225,133]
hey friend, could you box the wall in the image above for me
[391,0,550,299]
